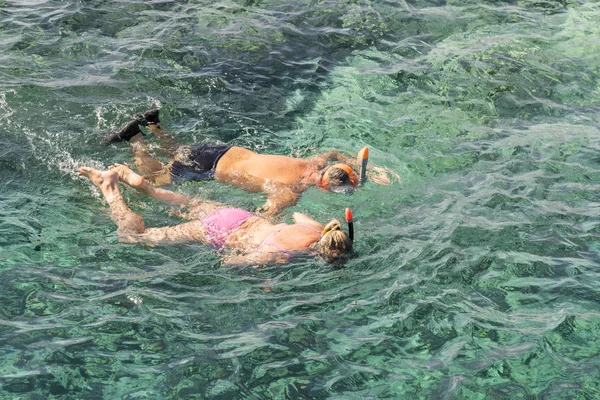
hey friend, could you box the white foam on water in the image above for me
[93,105,107,128]
[0,90,16,124]
[146,96,162,109]
[24,126,105,192]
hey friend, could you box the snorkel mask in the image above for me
[319,147,369,193]
[329,184,355,194]
[320,163,358,191]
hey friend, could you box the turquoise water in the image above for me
[2,0,600,398]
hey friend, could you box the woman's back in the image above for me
[224,218,322,255]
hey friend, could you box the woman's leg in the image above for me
[78,166,213,245]
[78,167,145,241]
[109,163,224,220]
[109,163,188,206]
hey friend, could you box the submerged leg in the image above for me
[135,108,179,157]
[146,122,180,159]
[78,167,145,241]
[130,134,173,186]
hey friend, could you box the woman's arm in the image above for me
[128,220,208,246]
[221,251,288,267]
[292,212,324,231]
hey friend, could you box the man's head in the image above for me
[319,163,358,193]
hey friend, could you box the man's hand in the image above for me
[257,190,299,218]
[257,184,299,218]
[308,150,400,185]
[366,165,400,185]
[256,199,279,218]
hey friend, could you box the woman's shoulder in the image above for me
[292,213,324,230]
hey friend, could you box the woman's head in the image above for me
[320,164,358,193]
[317,219,353,264]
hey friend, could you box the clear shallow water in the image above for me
[1,0,600,398]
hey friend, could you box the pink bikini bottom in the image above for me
[201,208,254,248]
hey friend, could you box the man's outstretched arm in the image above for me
[306,150,355,169]
[223,170,300,216]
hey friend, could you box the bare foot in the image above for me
[78,166,122,204]
[109,163,145,188]
[78,167,119,192]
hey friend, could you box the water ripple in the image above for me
[1,0,600,398]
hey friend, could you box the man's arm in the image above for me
[226,171,300,216]
[259,188,299,218]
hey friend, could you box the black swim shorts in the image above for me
[171,144,231,183]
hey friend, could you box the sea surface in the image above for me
[1,0,600,398]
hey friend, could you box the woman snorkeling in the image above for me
[78,164,353,265]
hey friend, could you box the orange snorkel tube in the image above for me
[345,207,354,241]
[357,147,368,186]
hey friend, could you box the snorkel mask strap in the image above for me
[318,168,329,190]
[345,208,354,241]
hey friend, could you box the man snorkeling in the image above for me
[102,109,397,216]
[78,164,353,266]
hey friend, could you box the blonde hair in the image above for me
[317,219,353,264]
